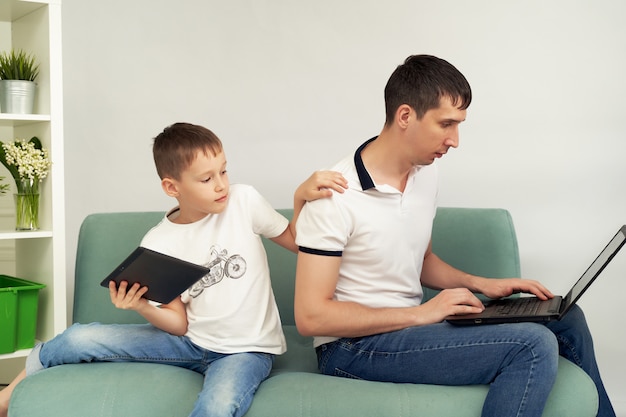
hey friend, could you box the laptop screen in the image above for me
[562,225,626,314]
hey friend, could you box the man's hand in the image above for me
[417,288,485,323]
[474,277,554,301]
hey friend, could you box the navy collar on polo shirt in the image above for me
[353,137,377,190]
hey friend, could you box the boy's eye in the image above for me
[201,170,226,183]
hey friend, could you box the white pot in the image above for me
[0,80,36,114]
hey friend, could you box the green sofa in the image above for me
[9,208,599,416]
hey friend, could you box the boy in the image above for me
[0,122,347,417]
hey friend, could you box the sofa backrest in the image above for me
[73,212,165,324]
[73,207,520,326]
[428,207,521,302]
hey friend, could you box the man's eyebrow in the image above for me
[441,118,464,124]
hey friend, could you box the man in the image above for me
[294,55,615,417]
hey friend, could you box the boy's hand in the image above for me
[109,280,149,311]
[297,171,347,202]
[279,170,348,254]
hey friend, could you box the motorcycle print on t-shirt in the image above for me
[188,245,247,298]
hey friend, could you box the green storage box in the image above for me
[0,275,46,354]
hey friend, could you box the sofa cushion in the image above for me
[246,357,598,417]
[9,362,202,417]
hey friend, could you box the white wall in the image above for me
[62,0,626,414]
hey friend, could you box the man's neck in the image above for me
[361,132,413,192]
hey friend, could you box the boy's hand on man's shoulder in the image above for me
[298,170,347,202]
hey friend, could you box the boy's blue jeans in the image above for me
[25,323,273,417]
[316,305,614,417]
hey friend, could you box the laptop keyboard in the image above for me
[495,297,541,316]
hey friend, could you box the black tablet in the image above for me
[100,247,210,304]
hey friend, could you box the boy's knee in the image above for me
[38,323,107,368]
[49,323,101,351]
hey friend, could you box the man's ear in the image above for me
[396,104,412,129]
[161,177,179,197]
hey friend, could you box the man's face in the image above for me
[170,150,230,223]
[406,96,466,166]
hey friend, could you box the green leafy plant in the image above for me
[0,176,9,195]
[0,49,40,81]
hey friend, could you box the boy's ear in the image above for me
[161,177,179,197]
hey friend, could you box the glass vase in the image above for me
[14,179,40,231]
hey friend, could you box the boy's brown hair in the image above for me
[153,123,223,180]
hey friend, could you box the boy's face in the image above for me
[163,149,229,223]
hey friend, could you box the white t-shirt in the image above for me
[141,184,288,355]
[296,138,438,347]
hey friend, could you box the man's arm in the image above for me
[294,251,486,337]
[420,241,554,300]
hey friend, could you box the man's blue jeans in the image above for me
[25,323,273,417]
[316,305,614,417]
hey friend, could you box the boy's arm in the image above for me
[270,171,347,253]
[109,281,188,335]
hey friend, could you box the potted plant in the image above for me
[0,49,40,114]
[0,136,51,230]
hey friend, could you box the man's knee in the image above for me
[521,323,559,371]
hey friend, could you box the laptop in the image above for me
[446,225,626,326]
[100,247,210,304]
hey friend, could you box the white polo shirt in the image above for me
[296,137,438,347]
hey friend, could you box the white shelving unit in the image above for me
[0,0,65,364]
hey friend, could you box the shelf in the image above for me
[0,347,31,361]
[0,114,51,127]
[0,0,65,378]
[0,230,52,240]
[0,1,47,23]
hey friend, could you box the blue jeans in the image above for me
[316,305,614,417]
[25,323,273,417]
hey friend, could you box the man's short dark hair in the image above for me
[384,55,472,124]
